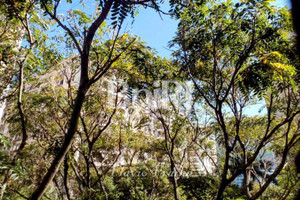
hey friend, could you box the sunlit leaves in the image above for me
[240,50,297,96]
[73,9,92,25]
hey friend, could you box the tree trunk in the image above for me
[244,168,251,199]
[216,149,230,200]
[170,161,179,200]
[216,180,227,200]
[16,61,27,157]
[29,83,89,200]
[63,154,71,200]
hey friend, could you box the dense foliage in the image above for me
[0,0,299,200]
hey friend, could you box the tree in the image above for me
[171,0,300,199]
[0,0,52,196]
[19,0,169,199]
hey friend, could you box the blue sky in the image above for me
[54,0,290,58]
[125,0,290,58]
[56,1,178,57]
[123,2,178,58]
